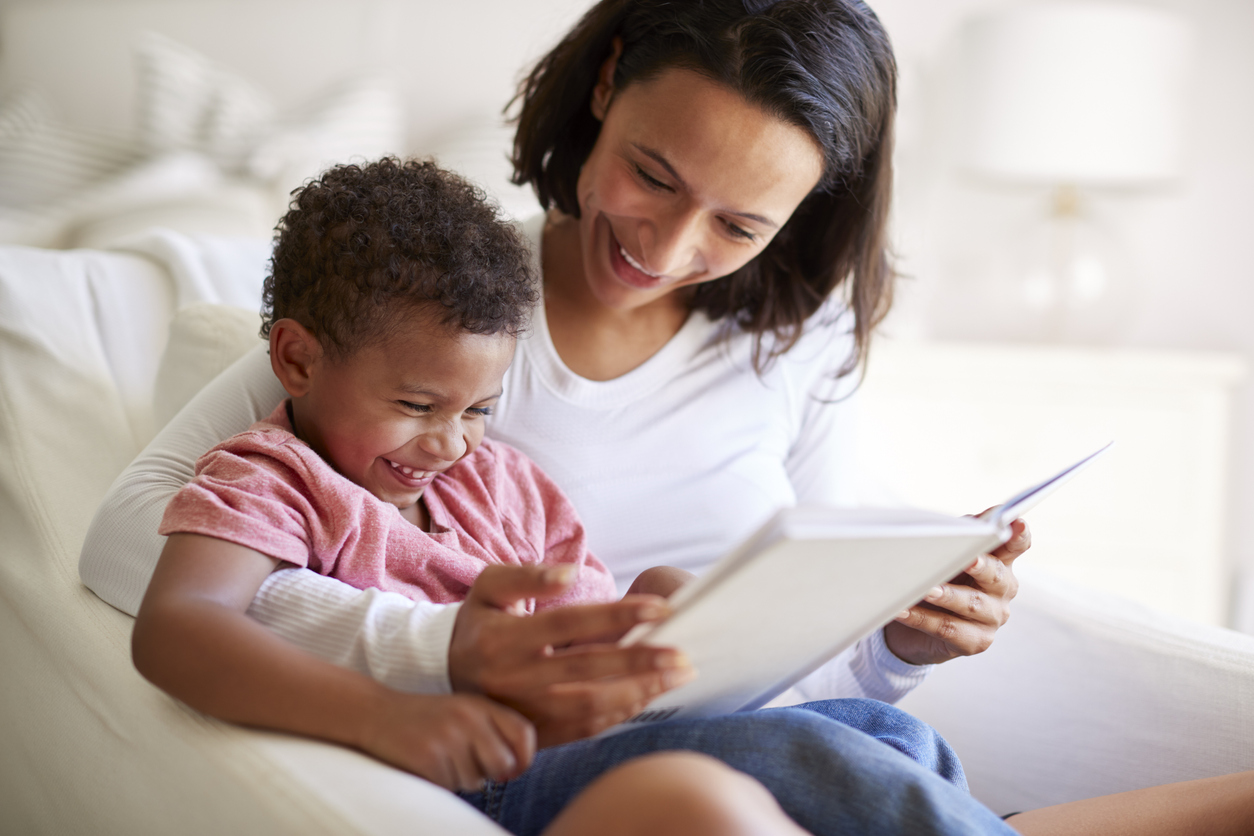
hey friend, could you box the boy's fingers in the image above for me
[544,644,689,684]
[487,704,536,778]
[465,564,578,612]
[529,598,671,648]
[536,667,699,746]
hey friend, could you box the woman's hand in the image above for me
[448,565,696,748]
[882,517,1030,666]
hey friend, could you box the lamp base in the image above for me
[991,186,1135,344]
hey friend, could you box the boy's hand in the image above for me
[449,565,695,748]
[359,691,535,791]
[626,566,696,598]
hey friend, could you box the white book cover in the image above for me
[607,443,1111,731]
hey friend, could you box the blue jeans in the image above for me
[458,698,1015,835]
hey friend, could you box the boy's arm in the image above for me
[132,533,534,790]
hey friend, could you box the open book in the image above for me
[609,442,1112,731]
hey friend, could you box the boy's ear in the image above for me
[590,36,623,121]
[268,318,322,398]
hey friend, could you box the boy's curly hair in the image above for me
[261,157,537,358]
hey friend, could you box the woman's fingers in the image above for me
[894,604,997,657]
[883,518,1029,665]
[990,518,1031,564]
[921,581,1001,626]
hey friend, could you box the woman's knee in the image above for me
[543,751,808,836]
[787,698,967,787]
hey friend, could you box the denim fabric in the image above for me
[458,698,1015,836]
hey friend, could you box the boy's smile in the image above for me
[272,314,516,530]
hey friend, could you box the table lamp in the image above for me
[957,2,1191,342]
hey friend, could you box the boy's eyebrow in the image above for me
[397,384,503,401]
[631,143,781,230]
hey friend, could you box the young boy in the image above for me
[132,158,814,836]
[132,157,623,777]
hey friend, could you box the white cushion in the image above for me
[154,302,264,431]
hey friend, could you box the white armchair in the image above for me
[1,234,1250,832]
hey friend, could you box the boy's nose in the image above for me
[418,421,466,464]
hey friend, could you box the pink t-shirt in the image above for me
[159,403,616,609]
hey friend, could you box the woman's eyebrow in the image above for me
[633,143,780,230]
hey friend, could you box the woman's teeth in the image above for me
[388,460,431,479]
[619,245,663,278]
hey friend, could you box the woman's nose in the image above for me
[417,420,466,464]
[642,205,706,277]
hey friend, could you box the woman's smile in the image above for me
[606,221,684,289]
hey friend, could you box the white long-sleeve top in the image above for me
[80,213,930,702]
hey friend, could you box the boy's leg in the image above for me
[541,751,810,836]
[459,703,1017,836]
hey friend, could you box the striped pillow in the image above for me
[0,90,138,210]
[134,32,275,170]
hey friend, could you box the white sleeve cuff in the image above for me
[857,626,933,703]
[783,627,933,705]
[248,567,459,694]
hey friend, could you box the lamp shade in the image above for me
[959,3,1192,186]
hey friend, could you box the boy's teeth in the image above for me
[389,460,424,477]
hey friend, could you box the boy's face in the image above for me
[290,317,515,526]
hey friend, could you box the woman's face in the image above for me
[571,59,825,314]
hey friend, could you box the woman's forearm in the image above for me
[249,567,460,693]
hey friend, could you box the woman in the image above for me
[81,1,1253,834]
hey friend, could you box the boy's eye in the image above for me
[399,401,432,413]
[466,406,493,417]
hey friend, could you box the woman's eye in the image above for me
[724,220,757,242]
[634,164,671,192]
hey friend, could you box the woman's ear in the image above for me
[268,318,322,398]
[590,36,624,121]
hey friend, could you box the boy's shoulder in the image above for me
[195,403,326,480]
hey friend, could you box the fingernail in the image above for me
[664,667,697,688]
[638,601,669,621]
[544,564,576,584]
[926,587,944,600]
[896,610,912,620]
[656,650,690,670]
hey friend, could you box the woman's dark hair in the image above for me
[511,0,896,376]
[261,157,537,359]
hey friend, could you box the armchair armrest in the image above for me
[898,566,1254,816]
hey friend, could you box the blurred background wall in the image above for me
[1,0,1250,629]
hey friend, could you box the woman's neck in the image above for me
[541,214,691,382]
